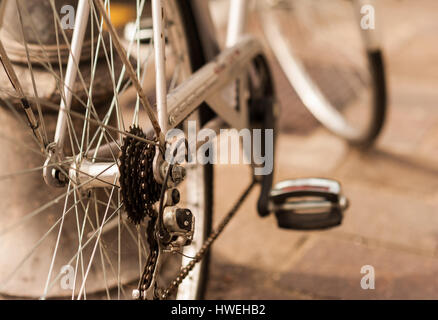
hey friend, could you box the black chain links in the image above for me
[119,126,161,225]
[137,215,160,298]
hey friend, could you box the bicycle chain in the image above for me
[137,214,160,299]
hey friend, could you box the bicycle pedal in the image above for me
[269,178,348,230]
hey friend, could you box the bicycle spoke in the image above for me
[77,179,117,299]
[0,197,82,293]
[0,0,207,300]
[41,202,123,298]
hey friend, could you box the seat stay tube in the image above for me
[152,0,168,134]
[43,0,90,187]
[226,0,249,47]
[53,0,90,154]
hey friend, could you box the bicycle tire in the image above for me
[172,0,213,300]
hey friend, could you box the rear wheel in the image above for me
[0,0,211,299]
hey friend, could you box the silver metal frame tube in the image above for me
[226,0,249,47]
[152,0,168,133]
[167,35,262,129]
[53,0,90,150]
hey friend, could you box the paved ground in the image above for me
[205,0,438,299]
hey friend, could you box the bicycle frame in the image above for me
[47,0,259,188]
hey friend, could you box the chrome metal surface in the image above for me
[53,0,90,153]
[167,36,263,129]
[69,159,119,189]
[152,0,168,134]
[226,0,249,47]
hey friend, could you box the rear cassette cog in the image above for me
[119,126,161,224]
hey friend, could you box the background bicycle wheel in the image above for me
[258,0,386,146]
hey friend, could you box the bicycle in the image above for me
[0,0,384,300]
